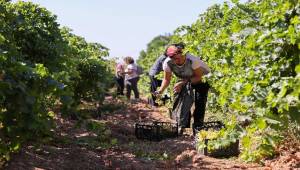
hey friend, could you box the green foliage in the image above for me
[59,28,113,114]
[138,0,299,162]
[0,0,113,161]
[73,57,111,104]
[171,0,300,162]
[0,1,62,161]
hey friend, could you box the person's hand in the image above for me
[153,90,162,97]
[117,72,124,77]
[173,81,186,93]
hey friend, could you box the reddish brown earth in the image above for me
[5,96,299,170]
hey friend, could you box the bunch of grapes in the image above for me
[195,129,220,151]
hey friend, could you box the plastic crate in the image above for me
[194,121,239,158]
[135,121,178,141]
[192,121,224,136]
[199,139,239,158]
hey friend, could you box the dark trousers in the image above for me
[192,82,210,126]
[115,76,124,95]
[149,76,162,106]
[125,77,139,99]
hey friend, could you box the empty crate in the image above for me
[135,121,178,141]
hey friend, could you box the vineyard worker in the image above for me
[124,56,140,100]
[155,43,210,135]
[148,54,168,106]
[115,62,125,95]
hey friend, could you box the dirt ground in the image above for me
[5,96,300,170]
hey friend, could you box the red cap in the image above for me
[166,45,180,57]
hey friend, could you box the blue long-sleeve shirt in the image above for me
[149,54,167,76]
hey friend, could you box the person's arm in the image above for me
[117,71,124,77]
[156,71,172,94]
[183,55,206,84]
[116,64,124,76]
[123,69,133,74]
[173,67,203,93]
[183,67,203,84]
[123,65,134,74]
